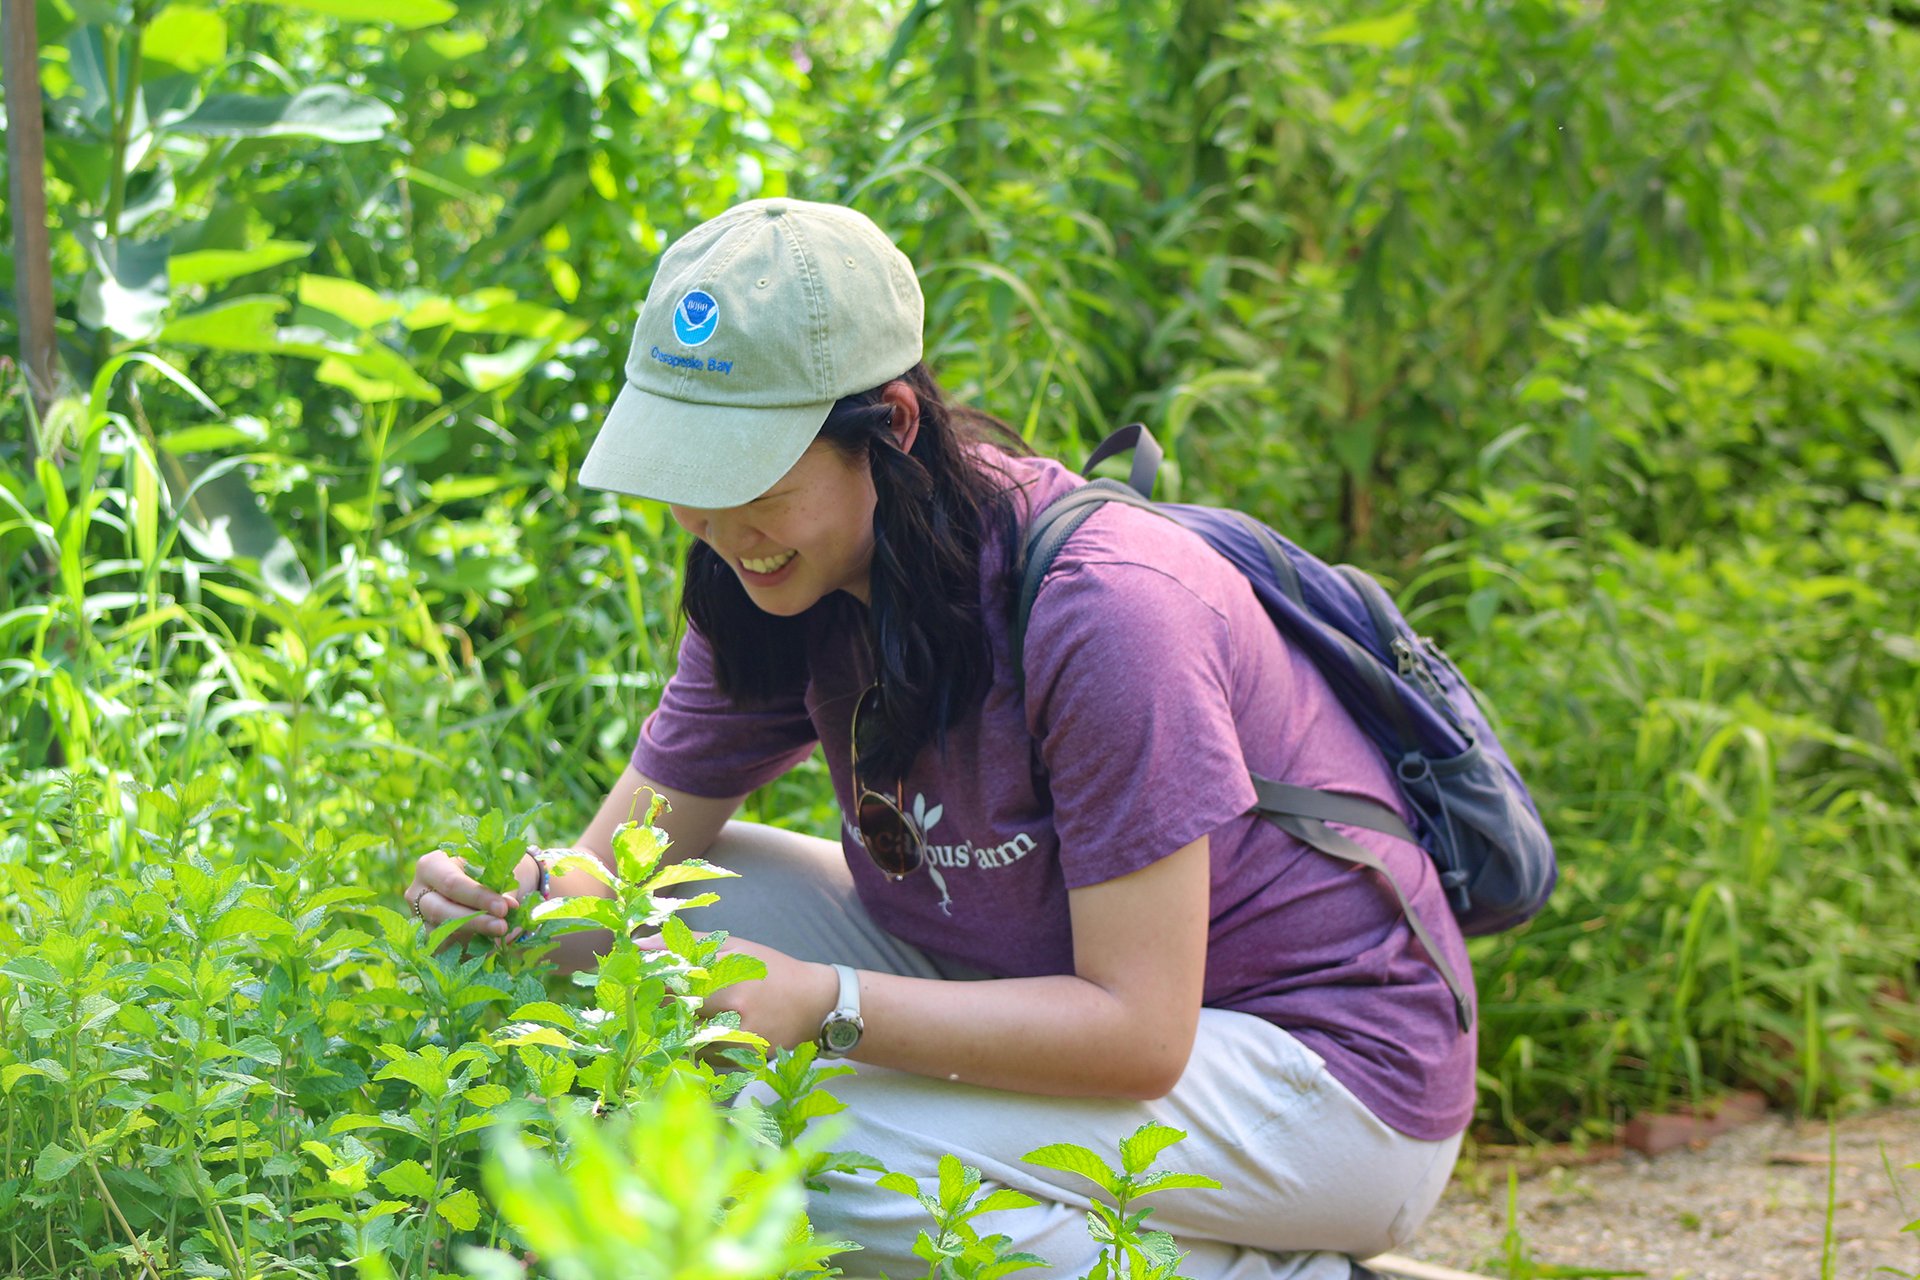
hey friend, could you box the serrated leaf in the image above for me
[230,1035,282,1066]
[641,860,739,891]
[1022,1142,1120,1195]
[973,1187,1040,1214]
[436,1186,481,1230]
[507,1001,577,1027]
[34,1144,84,1182]
[612,819,668,884]
[875,1170,921,1197]
[1,957,62,985]
[462,1083,510,1108]
[494,1025,575,1051]
[936,1153,978,1213]
[1117,1122,1188,1176]
[3,1064,51,1093]
[209,906,295,942]
[376,1158,436,1199]
[1129,1170,1223,1196]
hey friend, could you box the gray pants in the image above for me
[679,820,1463,1280]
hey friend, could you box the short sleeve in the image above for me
[1024,560,1258,889]
[631,624,819,798]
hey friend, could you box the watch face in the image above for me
[822,1018,862,1053]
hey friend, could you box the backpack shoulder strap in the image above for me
[1010,481,1162,690]
[1258,807,1475,1033]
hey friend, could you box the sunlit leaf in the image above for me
[174,85,396,142]
[170,241,312,287]
[242,0,457,30]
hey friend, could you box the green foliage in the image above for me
[875,1154,1047,1279]
[3,0,1920,1272]
[1023,1124,1221,1280]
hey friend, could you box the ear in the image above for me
[877,381,921,454]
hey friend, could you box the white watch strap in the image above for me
[831,962,860,1018]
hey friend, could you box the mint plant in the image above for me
[1021,1124,1222,1280]
[494,792,770,1114]
[438,804,550,938]
[875,1153,1048,1279]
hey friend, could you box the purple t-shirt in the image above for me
[633,450,1475,1140]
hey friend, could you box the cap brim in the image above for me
[579,380,834,507]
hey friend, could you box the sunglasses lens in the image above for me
[858,792,922,877]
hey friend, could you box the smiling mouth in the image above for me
[741,550,797,574]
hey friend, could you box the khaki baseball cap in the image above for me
[579,198,925,508]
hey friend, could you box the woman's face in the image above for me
[668,438,880,616]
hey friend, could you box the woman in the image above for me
[407,198,1473,1280]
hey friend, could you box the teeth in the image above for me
[742,550,796,574]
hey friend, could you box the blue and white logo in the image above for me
[672,290,720,347]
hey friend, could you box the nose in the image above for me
[668,504,708,543]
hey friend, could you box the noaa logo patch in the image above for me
[673,290,720,347]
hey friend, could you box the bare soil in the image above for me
[1398,1107,1920,1279]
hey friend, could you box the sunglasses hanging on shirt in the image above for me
[850,682,926,880]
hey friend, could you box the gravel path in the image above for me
[1396,1108,1920,1279]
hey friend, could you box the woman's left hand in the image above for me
[642,934,840,1052]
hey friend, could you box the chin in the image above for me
[740,583,822,618]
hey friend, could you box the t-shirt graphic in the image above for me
[844,791,1048,917]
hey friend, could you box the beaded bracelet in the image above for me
[527,843,553,899]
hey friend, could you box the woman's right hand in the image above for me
[405,849,535,942]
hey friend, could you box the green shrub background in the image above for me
[2,0,1917,1274]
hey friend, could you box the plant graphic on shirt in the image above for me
[910,793,954,915]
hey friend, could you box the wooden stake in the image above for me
[4,0,63,439]
[1365,1254,1502,1280]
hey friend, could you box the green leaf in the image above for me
[159,416,269,455]
[458,339,548,393]
[1311,8,1420,48]
[210,906,296,941]
[660,913,697,959]
[1128,1171,1224,1196]
[80,233,171,341]
[936,1154,977,1213]
[230,1035,283,1066]
[242,0,457,30]
[612,819,669,885]
[1117,1123,1188,1176]
[875,1170,922,1199]
[376,1158,436,1199]
[299,274,403,330]
[174,85,396,143]
[0,957,62,985]
[642,861,738,893]
[2,1064,51,1093]
[436,1186,481,1230]
[1021,1142,1119,1195]
[462,1082,511,1108]
[34,1143,84,1182]
[973,1188,1039,1214]
[494,1025,576,1051]
[159,296,286,349]
[170,241,312,288]
[143,5,227,72]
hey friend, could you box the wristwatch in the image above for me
[815,963,864,1059]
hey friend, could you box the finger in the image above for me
[415,889,511,938]
[417,851,514,918]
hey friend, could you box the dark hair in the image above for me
[680,363,1031,781]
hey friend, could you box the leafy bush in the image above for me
[3,0,1919,1272]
